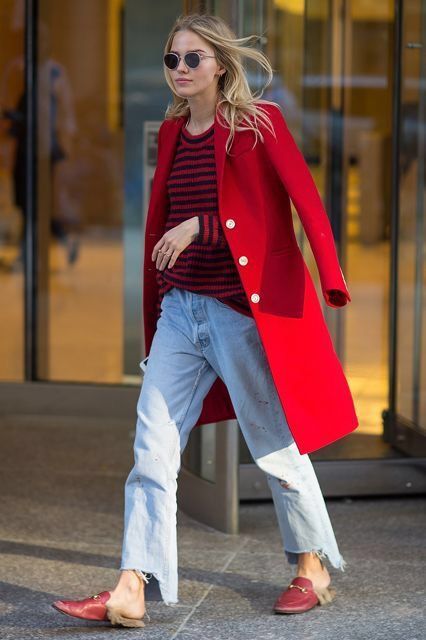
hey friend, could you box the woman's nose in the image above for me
[176,57,188,72]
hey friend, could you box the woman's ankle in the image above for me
[115,570,146,595]
[296,551,326,574]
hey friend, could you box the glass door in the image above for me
[0,0,240,533]
[321,0,400,461]
[0,0,25,380]
[2,0,424,541]
[389,0,426,455]
[234,0,424,499]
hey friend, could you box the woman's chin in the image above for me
[174,86,196,98]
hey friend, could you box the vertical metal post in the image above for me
[411,0,425,425]
[385,0,403,441]
[325,0,347,360]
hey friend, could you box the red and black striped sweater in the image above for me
[155,120,252,320]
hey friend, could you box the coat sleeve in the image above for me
[261,103,351,307]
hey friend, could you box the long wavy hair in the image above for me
[163,13,280,154]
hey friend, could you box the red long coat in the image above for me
[143,103,359,454]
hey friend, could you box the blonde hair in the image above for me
[163,13,280,154]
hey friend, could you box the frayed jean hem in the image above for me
[284,548,348,572]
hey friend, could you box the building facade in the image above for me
[0,0,424,529]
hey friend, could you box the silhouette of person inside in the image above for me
[0,22,80,268]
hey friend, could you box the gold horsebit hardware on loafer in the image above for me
[90,594,101,599]
[288,584,308,593]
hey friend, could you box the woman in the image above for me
[52,13,358,628]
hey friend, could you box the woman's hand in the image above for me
[152,216,199,270]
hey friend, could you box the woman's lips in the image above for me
[176,79,192,84]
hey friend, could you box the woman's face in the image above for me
[167,29,224,100]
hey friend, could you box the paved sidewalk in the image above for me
[0,416,424,639]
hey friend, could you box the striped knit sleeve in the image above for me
[197,214,227,248]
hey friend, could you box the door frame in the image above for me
[385,0,426,456]
[2,0,425,540]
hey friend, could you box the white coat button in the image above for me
[225,219,236,229]
[238,256,248,266]
[250,293,260,303]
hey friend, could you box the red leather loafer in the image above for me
[52,591,111,622]
[273,576,336,614]
[52,590,148,628]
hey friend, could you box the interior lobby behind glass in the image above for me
[0,1,424,467]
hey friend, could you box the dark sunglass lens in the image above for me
[164,53,178,69]
[184,52,201,68]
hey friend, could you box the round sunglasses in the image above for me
[163,51,216,70]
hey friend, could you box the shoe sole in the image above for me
[273,602,318,614]
[106,608,146,628]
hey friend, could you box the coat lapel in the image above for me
[213,111,228,210]
[146,110,228,235]
[145,117,182,236]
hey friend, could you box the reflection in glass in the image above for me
[0,1,25,380]
[396,0,426,434]
[37,1,124,382]
[237,1,397,460]
[341,2,394,454]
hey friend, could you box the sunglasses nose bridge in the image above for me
[176,55,190,71]
[174,56,189,71]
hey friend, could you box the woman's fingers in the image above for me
[167,250,179,269]
[156,247,171,270]
[152,243,179,270]
[152,220,196,270]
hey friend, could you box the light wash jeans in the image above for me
[120,286,347,605]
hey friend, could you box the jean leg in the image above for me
[120,294,218,605]
[204,297,347,572]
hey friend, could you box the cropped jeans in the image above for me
[120,286,347,605]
